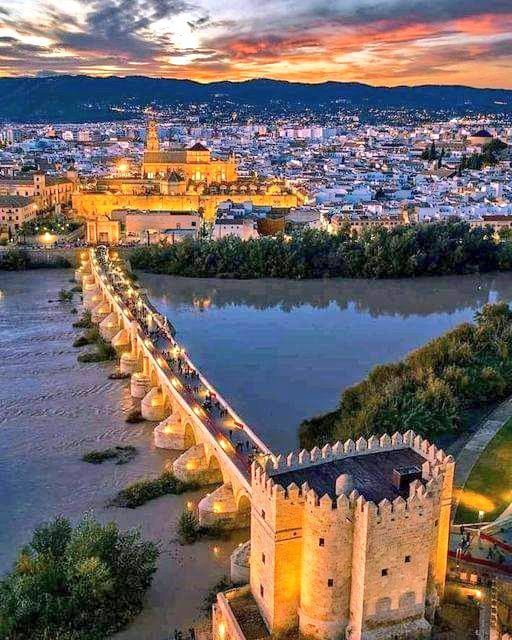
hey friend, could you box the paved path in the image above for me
[452,396,512,517]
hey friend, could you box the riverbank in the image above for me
[131,223,512,280]
[0,269,245,639]
[299,302,512,453]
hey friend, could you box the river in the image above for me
[2,269,512,638]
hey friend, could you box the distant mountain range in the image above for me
[2,75,512,123]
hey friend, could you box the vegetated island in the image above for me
[299,303,512,450]
[0,516,158,640]
[130,222,512,280]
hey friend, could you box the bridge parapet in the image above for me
[86,247,272,506]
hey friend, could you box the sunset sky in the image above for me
[1,0,512,87]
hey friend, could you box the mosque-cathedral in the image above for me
[72,118,304,222]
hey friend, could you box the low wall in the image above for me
[0,246,137,269]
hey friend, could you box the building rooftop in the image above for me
[189,142,209,151]
[0,195,35,207]
[272,448,426,503]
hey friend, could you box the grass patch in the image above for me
[125,409,144,423]
[82,446,137,465]
[110,471,198,508]
[58,288,74,302]
[72,311,93,328]
[455,417,512,524]
[77,334,116,363]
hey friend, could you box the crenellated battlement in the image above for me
[263,430,453,476]
[251,431,454,516]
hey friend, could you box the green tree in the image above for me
[0,516,159,640]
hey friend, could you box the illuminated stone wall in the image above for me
[246,432,454,640]
[72,191,301,221]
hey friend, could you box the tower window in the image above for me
[260,584,264,598]
[327,579,333,587]
[261,553,265,564]
[261,509,265,520]
[319,538,325,547]
[405,555,411,563]
[381,568,388,576]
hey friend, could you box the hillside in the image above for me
[1,75,511,122]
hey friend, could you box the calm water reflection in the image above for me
[140,272,512,452]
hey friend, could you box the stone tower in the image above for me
[213,431,455,640]
[145,117,160,153]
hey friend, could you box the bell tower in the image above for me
[145,116,160,153]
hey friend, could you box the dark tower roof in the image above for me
[188,142,209,152]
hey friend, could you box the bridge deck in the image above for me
[94,248,272,484]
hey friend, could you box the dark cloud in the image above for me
[0,0,511,84]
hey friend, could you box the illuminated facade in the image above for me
[0,171,74,212]
[213,432,454,640]
[73,119,303,223]
[142,119,236,183]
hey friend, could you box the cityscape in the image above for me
[2,2,512,640]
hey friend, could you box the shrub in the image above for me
[0,249,29,271]
[77,336,116,363]
[58,288,74,302]
[0,516,158,640]
[202,576,234,615]
[110,471,197,508]
[73,311,93,329]
[125,409,144,423]
[177,510,200,544]
[82,446,137,465]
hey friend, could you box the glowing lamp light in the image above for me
[187,501,194,510]
[186,461,196,471]
[213,546,219,555]
[194,406,204,417]
[144,338,152,348]
[219,438,229,451]
[213,503,222,513]
[218,622,225,639]
[475,590,482,599]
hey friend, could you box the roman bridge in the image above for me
[76,247,272,529]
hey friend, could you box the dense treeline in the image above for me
[130,223,512,280]
[300,303,512,449]
[0,249,70,270]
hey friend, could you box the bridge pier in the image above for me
[84,291,101,311]
[91,300,110,324]
[198,484,250,530]
[130,372,151,398]
[141,387,166,421]
[172,444,223,485]
[112,328,130,354]
[154,414,188,449]
[99,312,120,341]
[120,321,141,373]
